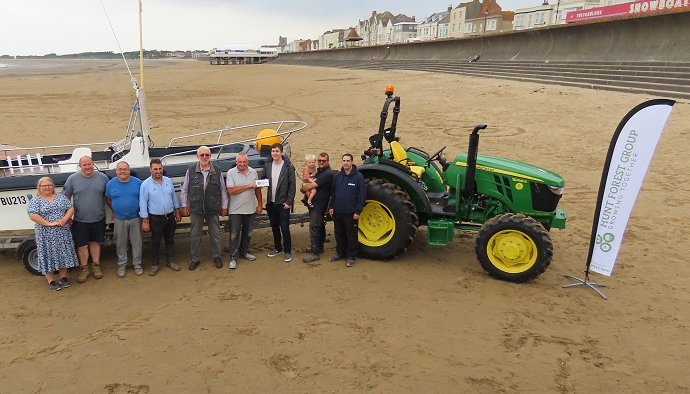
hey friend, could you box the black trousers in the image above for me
[266,202,292,253]
[308,208,326,252]
[333,212,358,259]
[149,213,176,266]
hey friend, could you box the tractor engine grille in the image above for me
[493,175,514,202]
[530,182,562,212]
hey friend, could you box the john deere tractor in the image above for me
[357,86,567,282]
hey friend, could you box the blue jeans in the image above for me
[266,202,291,254]
[229,214,254,259]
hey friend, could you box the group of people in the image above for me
[28,143,367,292]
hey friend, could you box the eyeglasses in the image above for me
[317,159,328,163]
[199,153,211,157]
[40,184,53,187]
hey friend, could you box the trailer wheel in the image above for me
[358,178,418,260]
[475,213,552,283]
[22,242,42,276]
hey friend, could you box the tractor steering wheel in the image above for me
[427,146,450,171]
[428,146,447,164]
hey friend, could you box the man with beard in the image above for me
[300,152,333,263]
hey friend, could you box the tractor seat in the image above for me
[390,141,425,178]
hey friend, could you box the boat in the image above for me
[0,117,306,233]
[0,0,306,273]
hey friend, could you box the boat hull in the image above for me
[0,144,274,232]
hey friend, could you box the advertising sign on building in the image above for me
[566,0,689,23]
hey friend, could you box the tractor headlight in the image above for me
[548,185,564,195]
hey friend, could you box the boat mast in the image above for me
[136,0,152,151]
[139,0,144,88]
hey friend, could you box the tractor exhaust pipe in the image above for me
[463,124,487,198]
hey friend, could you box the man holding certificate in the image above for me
[226,152,264,269]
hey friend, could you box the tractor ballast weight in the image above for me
[356,86,567,283]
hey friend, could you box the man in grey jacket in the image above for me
[263,143,296,262]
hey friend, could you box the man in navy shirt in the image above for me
[328,153,366,267]
[300,152,334,263]
[106,161,144,278]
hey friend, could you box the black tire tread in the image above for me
[474,213,553,283]
[22,243,42,276]
[359,178,418,260]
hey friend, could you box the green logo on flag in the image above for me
[596,232,615,252]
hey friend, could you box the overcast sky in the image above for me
[1,0,544,56]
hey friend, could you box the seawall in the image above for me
[277,10,690,62]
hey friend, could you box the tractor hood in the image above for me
[453,153,565,187]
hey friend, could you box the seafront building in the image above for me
[279,0,655,52]
[417,7,451,41]
[513,0,643,30]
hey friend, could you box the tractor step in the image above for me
[429,203,456,216]
[428,192,456,217]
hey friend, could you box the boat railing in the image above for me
[0,141,117,176]
[160,120,307,162]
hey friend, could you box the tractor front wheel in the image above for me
[474,213,552,283]
[358,179,418,260]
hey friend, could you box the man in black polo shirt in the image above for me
[301,152,334,263]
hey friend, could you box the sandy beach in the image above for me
[1,59,689,393]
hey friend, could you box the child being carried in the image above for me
[302,154,317,208]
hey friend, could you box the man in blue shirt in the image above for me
[106,161,144,278]
[139,158,182,276]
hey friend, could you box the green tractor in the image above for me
[357,86,567,282]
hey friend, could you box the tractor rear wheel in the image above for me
[474,213,552,283]
[358,178,418,260]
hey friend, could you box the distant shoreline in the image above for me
[0,58,195,77]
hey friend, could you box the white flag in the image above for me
[588,99,674,276]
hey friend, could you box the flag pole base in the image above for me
[563,275,608,299]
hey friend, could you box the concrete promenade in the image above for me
[273,10,690,99]
[277,10,690,62]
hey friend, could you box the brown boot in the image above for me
[92,263,103,279]
[149,265,159,276]
[77,265,90,283]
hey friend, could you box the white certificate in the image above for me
[255,179,269,187]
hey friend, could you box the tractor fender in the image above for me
[359,162,432,214]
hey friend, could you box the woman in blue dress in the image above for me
[27,176,79,291]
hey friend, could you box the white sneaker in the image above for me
[134,265,143,276]
[117,265,126,278]
[240,253,256,261]
[229,259,237,269]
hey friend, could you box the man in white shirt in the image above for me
[262,143,296,262]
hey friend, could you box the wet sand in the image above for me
[1,59,689,393]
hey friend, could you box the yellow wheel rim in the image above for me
[486,229,538,273]
[359,200,396,247]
